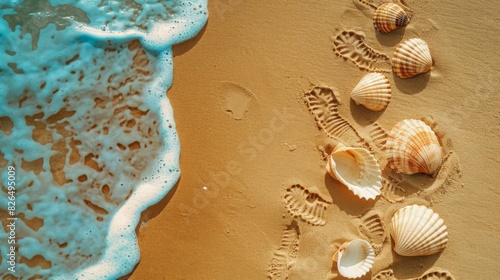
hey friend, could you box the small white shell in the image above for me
[391,205,448,256]
[333,239,375,279]
[392,38,433,78]
[326,143,382,200]
[351,73,391,111]
[386,119,442,175]
[373,3,410,33]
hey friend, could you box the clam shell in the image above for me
[373,3,410,33]
[386,119,442,175]
[392,38,433,78]
[326,143,382,200]
[351,73,391,111]
[391,205,448,256]
[333,239,375,279]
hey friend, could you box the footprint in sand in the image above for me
[303,86,462,205]
[381,177,406,203]
[373,269,397,280]
[418,270,456,280]
[283,184,332,226]
[372,268,455,280]
[267,221,300,280]
[368,122,389,151]
[357,209,386,255]
[339,8,371,30]
[219,82,258,120]
[303,86,366,147]
[332,30,391,73]
[303,86,408,204]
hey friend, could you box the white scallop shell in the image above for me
[391,205,448,256]
[333,239,375,279]
[386,119,442,175]
[392,38,433,78]
[326,143,382,200]
[351,73,391,111]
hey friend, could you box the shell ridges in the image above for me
[386,119,442,175]
[392,38,433,78]
[391,205,448,257]
[351,73,391,111]
[373,3,410,33]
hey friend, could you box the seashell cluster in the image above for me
[391,205,448,256]
[351,73,392,111]
[386,119,442,175]
[373,3,410,33]
[392,38,433,78]
[333,239,375,279]
[311,0,453,274]
[326,143,382,200]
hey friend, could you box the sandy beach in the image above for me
[129,0,500,279]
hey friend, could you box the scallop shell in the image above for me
[392,38,433,78]
[386,119,442,175]
[351,73,391,111]
[326,143,382,200]
[373,3,410,33]
[333,239,375,279]
[391,205,448,256]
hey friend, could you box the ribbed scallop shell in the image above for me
[351,73,391,111]
[373,3,409,33]
[392,38,433,78]
[386,119,442,175]
[326,143,382,200]
[391,205,448,256]
[333,239,375,279]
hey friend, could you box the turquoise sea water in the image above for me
[0,0,207,278]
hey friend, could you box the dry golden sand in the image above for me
[130,0,500,279]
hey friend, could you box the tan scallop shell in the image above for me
[391,205,448,256]
[373,3,410,33]
[386,119,442,175]
[351,73,391,111]
[326,143,382,200]
[333,239,375,279]
[392,38,433,78]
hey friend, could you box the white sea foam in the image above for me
[0,0,207,278]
